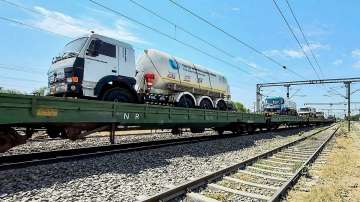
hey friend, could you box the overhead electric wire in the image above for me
[0,75,45,83]
[88,0,269,82]
[284,0,324,78]
[0,0,38,15]
[0,16,58,35]
[168,1,282,67]
[272,0,321,80]
[167,0,309,81]
[128,0,266,74]
[1,0,268,82]
[0,0,151,55]
[0,65,44,74]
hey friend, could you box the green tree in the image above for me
[0,87,24,95]
[233,101,250,112]
[32,86,47,96]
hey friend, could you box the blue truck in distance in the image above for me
[263,96,297,115]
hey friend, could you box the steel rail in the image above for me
[141,125,335,202]
[0,126,319,171]
[268,125,339,201]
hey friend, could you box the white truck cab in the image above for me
[48,33,139,102]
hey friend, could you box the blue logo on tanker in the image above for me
[169,59,179,70]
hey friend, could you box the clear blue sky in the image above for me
[1,0,359,117]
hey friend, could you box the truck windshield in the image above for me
[61,37,88,55]
[53,37,88,63]
[300,108,309,112]
[266,98,282,105]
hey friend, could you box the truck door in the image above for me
[118,47,135,78]
[84,39,118,94]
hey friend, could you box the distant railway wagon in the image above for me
[0,93,333,153]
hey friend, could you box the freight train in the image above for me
[0,33,334,153]
[48,33,232,110]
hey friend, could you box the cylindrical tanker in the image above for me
[136,49,231,110]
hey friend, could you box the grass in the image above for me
[285,122,360,202]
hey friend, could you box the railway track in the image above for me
[142,124,338,202]
[0,125,320,171]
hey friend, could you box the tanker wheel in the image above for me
[199,99,213,109]
[102,87,135,103]
[216,100,227,111]
[176,96,194,108]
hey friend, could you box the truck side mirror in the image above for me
[87,39,102,57]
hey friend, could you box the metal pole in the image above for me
[345,82,351,132]
[285,85,290,99]
[110,123,116,144]
[256,84,261,112]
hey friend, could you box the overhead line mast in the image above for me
[257,77,360,131]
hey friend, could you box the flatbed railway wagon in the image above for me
[0,93,333,152]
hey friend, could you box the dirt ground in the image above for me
[285,122,360,202]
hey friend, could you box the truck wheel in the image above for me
[216,100,227,111]
[102,87,135,103]
[176,96,194,108]
[199,99,213,109]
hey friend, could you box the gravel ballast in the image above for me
[0,127,320,201]
[1,130,215,156]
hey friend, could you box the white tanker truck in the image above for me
[47,33,232,110]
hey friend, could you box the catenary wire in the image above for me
[0,0,150,59]
[284,0,324,78]
[167,0,307,80]
[0,0,268,82]
[88,0,269,82]
[272,0,321,80]
[128,0,266,74]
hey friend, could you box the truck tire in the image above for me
[216,100,227,111]
[199,99,213,109]
[102,87,135,103]
[176,96,194,108]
